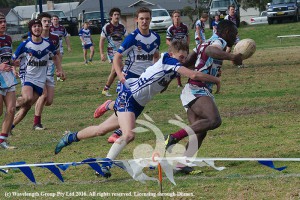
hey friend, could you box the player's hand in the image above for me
[67,47,72,53]
[101,54,106,62]
[0,62,12,72]
[215,77,221,94]
[232,53,243,66]
[13,59,20,67]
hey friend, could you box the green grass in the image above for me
[2,22,300,199]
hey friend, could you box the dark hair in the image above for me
[51,15,59,19]
[109,7,121,17]
[217,19,236,34]
[168,40,189,53]
[201,13,208,19]
[0,12,5,19]
[228,4,235,9]
[135,7,151,18]
[28,19,42,30]
[37,12,52,20]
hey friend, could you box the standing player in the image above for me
[212,15,220,35]
[54,40,222,179]
[0,12,18,149]
[50,15,71,81]
[194,13,208,45]
[32,12,65,130]
[79,22,94,65]
[164,20,243,174]
[94,7,160,143]
[224,4,239,52]
[166,10,189,88]
[99,7,127,97]
[11,19,63,132]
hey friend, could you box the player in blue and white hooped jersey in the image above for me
[54,40,221,178]
[11,19,63,132]
[0,12,18,149]
[164,20,243,174]
[93,7,160,143]
[79,22,94,65]
[100,7,128,97]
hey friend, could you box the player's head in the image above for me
[28,19,42,37]
[200,13,208,22]
[51,15,59,26]
[37,12,52,30]
[217,20,237,47]
[0,12,6,33]
[168,40,189,64]
[172,10,181,25]
[135,7,151,31]
[215,15,220,21]
[83,22,89,29]
[109,7,121,23]
[228,5,235,16]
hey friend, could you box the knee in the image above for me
[6,106,16,116]
[123,133,135,143]
[45,98,53,106]
[210,116,222,129]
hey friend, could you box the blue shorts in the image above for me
[23,82,43,96]
[113,87,144,119]
[82,43,93,50]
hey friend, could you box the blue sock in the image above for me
[11,124,15,130]
[67,132,79,143]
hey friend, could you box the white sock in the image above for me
[106,138,127,160]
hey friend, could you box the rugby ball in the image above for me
[233,39,256,60]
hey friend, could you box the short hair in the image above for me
[172,10,181,17]
[135,7,151,18]
[109,7,121,16]
[51,15,59,19]
[0,12,5,19]
[228,4,235,9]
[83,22,89,25]
[168,40,189,53]
[217,19,236,34]
[37,12,52,20]
[201,13,208,19]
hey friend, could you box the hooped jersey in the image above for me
[79,28,93,45]
[127,52,181,106]
[12,38,57,88]
[166,23,189,42]
[188,35,227,90]
[118,28,160,77]
[0,34,18,89]
[50,24,68,52]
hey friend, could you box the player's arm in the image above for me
[182,51,197,69]
[178,66,221,93]
[53,53,66,80]
[205,45,242,65]
[65,35,71,52]
[153,51,160,64]
[99,36,106,62]
[113,52,125,84]
[166,38,171,46]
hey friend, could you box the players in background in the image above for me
[93,7,160,143]
[166,10,189,88]
[32,12,65,130]
[224,4,240,52]
[11,19,63,133]
[50,15,71,81]
[99,7,127,97]
[164,20,243,174]
[0,12,18,149]
[212,15,220,35]
[54,40,222,179]
[79,22,94,65]
[194,13,208,46]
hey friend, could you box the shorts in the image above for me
[0,86,16,96]
[82,43,93,50]
[46,76,55,87]
[23,82,43,96]
[114,87,144,119]
[180,84,214,109]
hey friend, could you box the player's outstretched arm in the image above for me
[205,46,242,65]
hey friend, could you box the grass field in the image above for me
[1,22,300,199]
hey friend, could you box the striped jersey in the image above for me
[118,28,160,77]
[166,23,189,42]
[194,20,206,41]
[127,52,181,106]
[50,24,68,53]
[0,34,18,89]
[188,35,227,91]
[101,22,127,52]
[12,38,57,88]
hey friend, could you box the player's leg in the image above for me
[33,86,47,130]
[55,113,120,154]
[88,45,94,64]
[94,100,115,118]
[102,65,117,97]
[83,48,88,65]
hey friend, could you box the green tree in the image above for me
[241,0,270,12]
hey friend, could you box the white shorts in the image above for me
[46,76,55,87]
[0,86,16,96]
[180,84,214,109]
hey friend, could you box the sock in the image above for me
[171,129,188,140]
[67,132,80,143]
[177,76,182,86]
[11,124,15,130]
[104,85,110,91]
[0,133,8,143]
[34,115,41,125]
[89,58,92,62]
[113,129,122,136]
[106,138,127,160]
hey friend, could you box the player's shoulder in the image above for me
[150,30,160,39]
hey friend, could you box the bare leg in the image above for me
[89,46,94,60]
[2,92,16,133]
